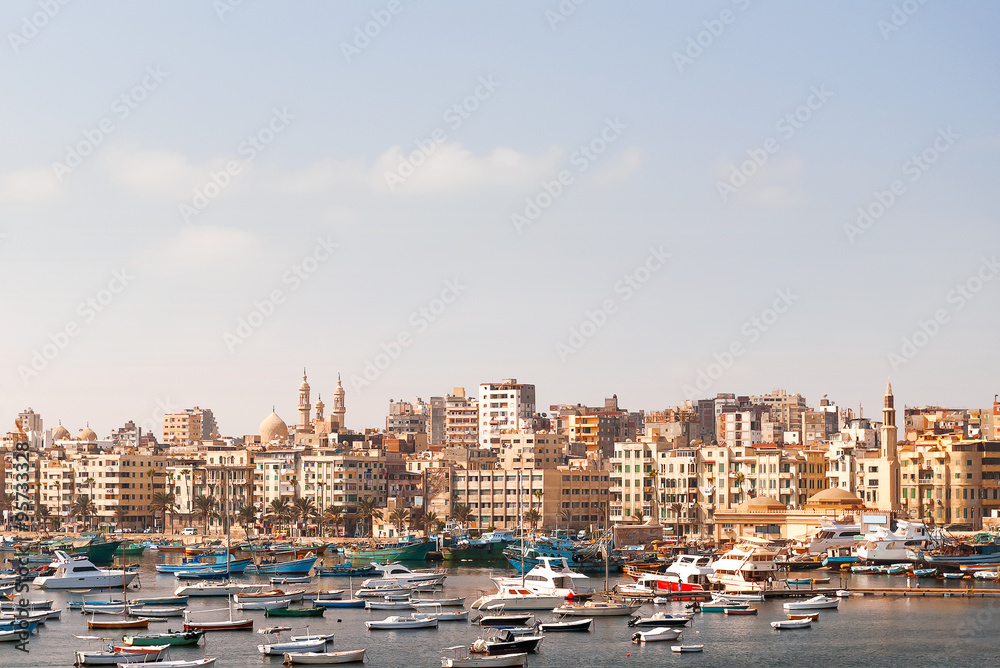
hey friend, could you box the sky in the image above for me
[1,1,998,438]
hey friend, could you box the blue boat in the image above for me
[0,621,39,634]
[155,554,251,574]
[504,536,622,574]
[244,556,318,575]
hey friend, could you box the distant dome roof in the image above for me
[736,495,786,513]
[806,487,864,506]
[78,426,98,441]
[260,411,289,443]
[52,424,70,440]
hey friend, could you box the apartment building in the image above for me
[479,379,535,449]
[71,453,168,529]
[386,398,428,436]
[163,407,218,443]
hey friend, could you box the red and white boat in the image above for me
[621,554,713,594]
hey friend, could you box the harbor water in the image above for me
[8,557,1000,667]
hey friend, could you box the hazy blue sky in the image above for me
[2,1,998,437]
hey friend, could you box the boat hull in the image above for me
[282,649,366,664]
[344,540,433,562]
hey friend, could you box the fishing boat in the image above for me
[365,598,414,610]
[156,555,252,575]
[470,628,543,654]
[783,595,839,611]
[175,569,230,580]
[913,568,937,577]
[131,596,188,606]
[413,604,469,622]
[116,543,147,557]
[236,589,305,603]
[850,565,878,573]
[631,627,683,643]
[724,607,758,616]
[365,613,439,629]
[315,564,377,578]
[411,597,466,607]
[671,645,704,653]
[536,617,591,632]
[282,649,366,664]
[246,556,318,576]
[87,564,149,630]
[552,600,641,617]
[712,592,764,602]
[33,551,137,589]
[265,605,325,618]
[441,647,527,667]
[942,572,966,580]
[344,536,434,562]
[628,612,692,627]
[771,618,812,629]
[700,602,751,613]
[121,631,205,646]
[0,598,52,611]
[441,530,514,563]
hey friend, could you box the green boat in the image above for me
[121,631,205,646]
[264,605,325,618]
[343,537,433,562]
[83,539,123,565]
[116,543,147,557]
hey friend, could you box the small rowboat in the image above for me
[282,649,366,664]
[771,619,812,630]
[183,618,253,631]
[124,660,217,668]
[440,648,526,667]
[237,598,291,611]
[912,568,937,577]
[787,613,819,621]
[271,576,313,585]
[724,607,757,616]
[265,605,325,618]
[537,618,592,632]
[366,614,438,630]
[942,572,965,579]
[89,617,150,630]
[314,598,365,608]
[671,645,704,653]
[127,606,186,618]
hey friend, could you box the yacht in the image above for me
[855,520,932,565]
[805,519,862,554]
[494,556,596,600]
[470,582,567,611]
[709,537,782,592]
[620,553,713,596]
[360,563,445,588]
[33,551,137,590]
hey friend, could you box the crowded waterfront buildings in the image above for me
[2,374,999,541]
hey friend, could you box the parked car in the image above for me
[180,527,198,536]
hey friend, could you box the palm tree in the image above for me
[267,498,292,536]
[292,497,318,537]
[389,508,410,535]
[409,508,425,534]
[668,502,684,540]
[531,489,543,510]
[629,510,644,524]
[192,495,217,535]
[36,504,52,534]
[113,505,128,530]
[557,507,571,532]
[418,511,439,537]
[70,495,96,530]
[733,471,746,504]
[85,477,95,503]
[355,497,383,538]
[322,506,345,538]
[236,504,258,538]
[523,508,541,529]
[450,503,472,527]
[180,469,192,522]
[149,492,175,533]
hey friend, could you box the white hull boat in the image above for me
[235,590,305,604]
[34,551,137,590]
[282,649,366,664]
[632,627,683,643]
[127,606,186,618]
[411,597,465,607]
[671,645,704,653]
[259,637,329,655]
[175,582,266,597]
[441,652,527,667]
[126,660,217,668]
[237,598,292,610]
[366,614,438,630]
[552,601,642,617]
[365,600,413,610]
[362,563,446,588]
[471,587,565,611]
[783,595,839,611]
[771,618,812,629]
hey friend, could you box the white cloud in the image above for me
[0,168,59,202]
[99,145,223,196]
[715,155,802,209]
[590,146,643,185]
[149,224,261,269]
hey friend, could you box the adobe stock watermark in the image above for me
[717,85,832,202]
[350,278,466,393]
[512,117,627,233]
[179,107,293,223]
[51,65,168,183]
[340,0,405,63]
[223,235,338,352]
[843,127,958,244]
[878,0,932,40]
[545,0,586,31]
[887,254,998,370]
[556,246,671,361]
[681,288,798,398]
[672,0,751,74]
[214,0,247,21]
[8,0,71,54]
[384,75,501,192]
[16,268,135,384]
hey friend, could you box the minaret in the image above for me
[332,373,346,432]
[315,394,325,421]
[881,380,897,460]
[298,368,312,431]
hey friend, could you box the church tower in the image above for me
[332,374,346,432]
[298,369,312,432]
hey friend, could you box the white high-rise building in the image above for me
[479,378,536,450]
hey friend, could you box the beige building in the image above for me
[712,487,868,544]
[162,407,217,443]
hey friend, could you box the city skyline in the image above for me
[2,2,998,433]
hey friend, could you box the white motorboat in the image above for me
[623,554,714,596]
[494,556,596,600]
[783,595,839,611]
[282,649,366,664]
[627,611,692,628]
[259,636,329,655]
[362,563,446,588]
[771,618,812,629]
[34,551,137,590]
[632,627,683,643]
[174,582,266,597]
[365,613,439,630]
[552,600,642,617]
[471,585,566,611]
[806,519,862,554]
[709,537,782,592]
[856,520,933,565]
[440,647,527,667]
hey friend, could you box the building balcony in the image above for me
[917,478,934,484]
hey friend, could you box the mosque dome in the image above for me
[52,424,70,440]
[260,411,289,443]
[78,426,98,441]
